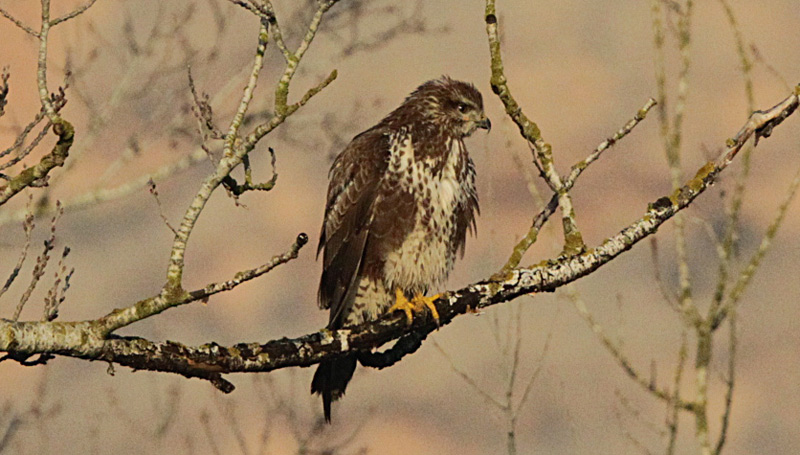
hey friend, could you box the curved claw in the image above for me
[389,289,415,324]
[388,289,441,325]
[413,293,440,325]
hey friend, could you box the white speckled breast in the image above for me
[383,137,469,294]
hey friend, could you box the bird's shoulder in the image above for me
[329,125,395,176]
[319,125,395,254]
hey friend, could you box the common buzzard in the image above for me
[312,76,490,422]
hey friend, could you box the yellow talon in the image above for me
[389,289,415,324]
[414,293,440,324]
[388,289,441,325]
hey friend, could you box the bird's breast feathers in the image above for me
[381,133,474,293]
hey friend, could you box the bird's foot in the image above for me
[412,292,441,325]
[389,289,441,325]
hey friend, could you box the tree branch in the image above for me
[0,84,795,391]
[164,1,338,295]
[0,120,74,205]
[484,0,585,257]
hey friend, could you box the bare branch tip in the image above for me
[296,232,309,248]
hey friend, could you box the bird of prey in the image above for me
[312,76,490,422]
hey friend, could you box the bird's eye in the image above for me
[456,102,469,113]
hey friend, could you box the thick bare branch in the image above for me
[0,85,795,389]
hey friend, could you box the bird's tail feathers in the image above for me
[311,354,357,423]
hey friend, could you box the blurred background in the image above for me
[1,0,799,453]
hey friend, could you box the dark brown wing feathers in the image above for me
[317,128,390,327]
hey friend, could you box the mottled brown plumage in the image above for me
[312,76,489,422]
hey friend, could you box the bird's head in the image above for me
[408,76,491,138]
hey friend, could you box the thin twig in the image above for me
[514,313,553,416]
[222,19,270,158]
[648,237,678,310]
[0,122,52,172]
[750,45,791,92]
[714,164,800,329]
[0,68,9,118]
[37,0,59,122]
[569,286,694,411]
[43,246,72,322]
[164,17,272,289]
[1,86,67,164]
[148,179,178,235]
[0,144,209,226]
[484,0,586,260]
[164,2,338,301]
[1,113,47,161]
[0,198,36,302]
[13,201,63,321]
[222,148,278,197]
[431,340,506,410]
[711,0,756,324]
[0,6,39,36]
[500,97,657,273]
[614,389,663,447]
[199,411,223,455]
[671,0,697,324]
[665,328,688,455]
[49,0,99,27]
[260,1,292,61]
[100,233,308,334]
[714,311,736,455]
[577,99,660,183]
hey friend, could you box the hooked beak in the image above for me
[476,115,491,132]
